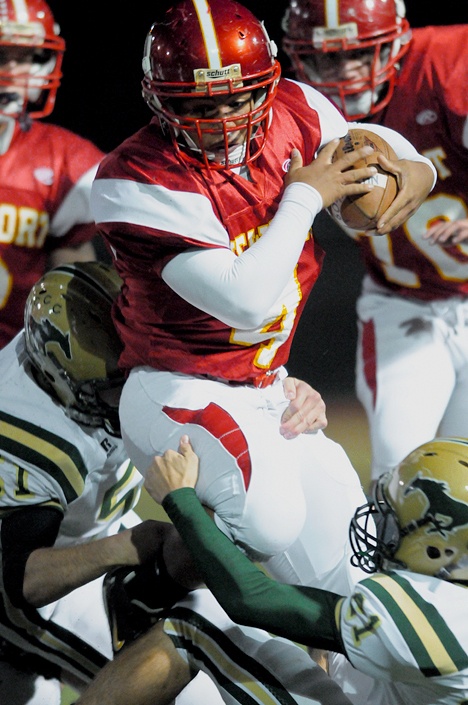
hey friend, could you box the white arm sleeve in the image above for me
[162,182,322,329]
[349,121,437,189]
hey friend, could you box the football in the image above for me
[328,128,399,232]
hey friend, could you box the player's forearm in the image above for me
[163,488,344,651]
[162,182,321,329]
[22,523,161,607]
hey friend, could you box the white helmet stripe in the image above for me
[192,0,222,68]
[324,0,340,28]
[7,0,29,22]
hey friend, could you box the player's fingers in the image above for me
[336,144,374,170]
[288,147,303,172]
[280,403,328,439]
[179,434,192,454]
[377,160,433,232]
[284,148,305,187]
[281,414,327,440]
[424,220,468,244]
[340,165,377,184]
[300,410,328,434]
[375,152,393,165]
[318,138,340,163]
[375,152,398,172]
[376,189,418,233]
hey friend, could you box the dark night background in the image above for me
[45,1,465,399]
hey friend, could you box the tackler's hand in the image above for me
[144,436,199,504]
[280,377,327,440]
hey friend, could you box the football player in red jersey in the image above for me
[0,0,104,349]
[282,0,468,486]
[91,0,435,697]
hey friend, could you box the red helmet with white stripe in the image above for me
[142,0,281,170]
[282,0,411,120]
[0,0,65,121]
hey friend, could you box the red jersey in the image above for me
[92,80,343,383]
[353,25,468,301]
[0,121,104,347]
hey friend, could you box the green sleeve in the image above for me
[163,488,345,652]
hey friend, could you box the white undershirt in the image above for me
[162,120,436,328]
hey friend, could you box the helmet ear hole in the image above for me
[89,310,105,324]
[427,546,441,560]
[43,370,55,384]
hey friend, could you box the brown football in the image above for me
[328,128,399,232]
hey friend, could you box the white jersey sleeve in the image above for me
[0,334,142,542]
[339,570,468,705]
[162,182,322,329]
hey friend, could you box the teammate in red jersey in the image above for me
[282,0,468,486]
[0,0,104,349]
[91,0,434,697]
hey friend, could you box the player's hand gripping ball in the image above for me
[328,129,399,232]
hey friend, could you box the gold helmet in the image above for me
[350,438,468,582]
[24,262,124,435]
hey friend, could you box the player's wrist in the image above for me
[282,181,323,217]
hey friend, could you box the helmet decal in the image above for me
[24,262,124,436]
[404,474,468,538]
[192,0,224,69]
[27,313,72,364]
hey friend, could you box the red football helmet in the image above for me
[0,0,65,121]
[142,0,281,170]
[282,0,411,120]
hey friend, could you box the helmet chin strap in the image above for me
[0,91,20,107]
[0,91,31,132]
[326,88,382,120]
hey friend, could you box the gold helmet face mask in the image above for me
[24,262,124,436]
[350,438,468,582]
